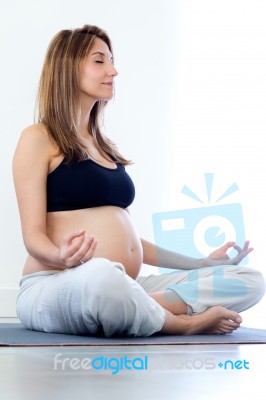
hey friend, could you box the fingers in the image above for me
[222,241,235,251]
[228,240,254,265]
[233,240,253,253]
[60,230,98,268]
[75,234,98,263]
[208,241,235,260]
[233,241,254,256]
[62,229,86,246]
[83,236,98,260]
[234,240,254,254]
[222,240,254,265]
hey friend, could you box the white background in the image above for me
[0,0,265,327]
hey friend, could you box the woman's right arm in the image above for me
[12,125,97,269]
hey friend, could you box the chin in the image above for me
[101,94,114,101]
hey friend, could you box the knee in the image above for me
[82,260,138,336]
[248,269,266,303]
[83,258,132,302]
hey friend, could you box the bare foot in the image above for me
[161,306,242,335]
[195,306,242,333]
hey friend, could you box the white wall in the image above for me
[1,0,265,327]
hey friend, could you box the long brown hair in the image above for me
[36,25,131,164]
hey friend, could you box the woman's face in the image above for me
[78,37,118,104]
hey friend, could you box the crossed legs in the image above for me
[17,260,265,337]
[144,265,265,335]
[150,290,242,335]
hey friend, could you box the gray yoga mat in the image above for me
[1,323,266,346]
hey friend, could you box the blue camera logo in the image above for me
[152,173,248,274]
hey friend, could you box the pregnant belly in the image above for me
[24,206,143,279]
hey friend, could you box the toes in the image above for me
[214,330,226,334]
[219,320,241,333]
[218,328,234,334]
[223,321,239,330]
[228,312,242,324]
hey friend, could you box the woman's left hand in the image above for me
[203,240,254,266]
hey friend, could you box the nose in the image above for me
[108,63,118,77]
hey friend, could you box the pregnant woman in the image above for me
[13,25,265,337]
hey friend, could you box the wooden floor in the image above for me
[0,319,265,400]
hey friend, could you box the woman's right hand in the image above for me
[59,229,98,269]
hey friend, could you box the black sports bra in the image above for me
[46,158,135,212]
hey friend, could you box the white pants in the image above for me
[16,258,265,337]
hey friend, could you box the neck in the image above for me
[78,96,97,138]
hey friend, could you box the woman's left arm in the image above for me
[140,238,253,270]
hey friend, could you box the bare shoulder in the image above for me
[19,123,54,147]
[15,123,58,160]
